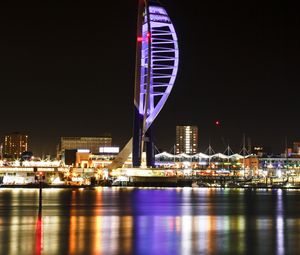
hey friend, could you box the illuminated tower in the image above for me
[109,0,179,169]
[132,0,179,167]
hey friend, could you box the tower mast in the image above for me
[132,0,146,167]
[141,0,152,162]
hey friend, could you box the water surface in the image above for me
[0,187,300,254]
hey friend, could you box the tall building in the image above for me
[176,126,198,154]
[60,136,112,154]
[3,132,28,158]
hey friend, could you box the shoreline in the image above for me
[1,183,300,189]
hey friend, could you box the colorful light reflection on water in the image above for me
[1,188,300,254]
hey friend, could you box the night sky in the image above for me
[0,0,299,156]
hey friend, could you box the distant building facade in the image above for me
[176,126,198,154]
[0,143,3,159]
[252,146,272,157]
[63,147,120,168]
[59,136,112,155]
[3,132,28,158]
[293,142,300,155]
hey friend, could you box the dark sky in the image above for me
[0,0,299,156]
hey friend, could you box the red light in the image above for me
[215,120,220,126]
[137,36,143,42]
[39,172,43,176]
[147,32,151,38]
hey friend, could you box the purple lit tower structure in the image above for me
[132,0,179,167]
[109,0,179,169]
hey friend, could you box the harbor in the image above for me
[0,0,299,253]
[1,164,300,189]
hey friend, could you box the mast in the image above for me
[132,0,145,167]
[140,0,152,161]
[285,136,288,174]
[224,144,232,171]
[242,133,246,178]
[205,139,214,169]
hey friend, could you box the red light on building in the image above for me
[137,36,143,42]
[39,172,43,176]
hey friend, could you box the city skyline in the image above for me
[0,0,299,155]
[1,2,300,255]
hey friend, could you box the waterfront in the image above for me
[1,188,300,254]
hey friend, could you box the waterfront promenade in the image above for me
[1,175,300,189]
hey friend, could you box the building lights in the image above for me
[176,126,198,155]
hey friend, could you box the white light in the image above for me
[77,149,90,153]
[277,170,282,178]
[99,147,120,153]
[72,177,84,182]
[52,177,64,185]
